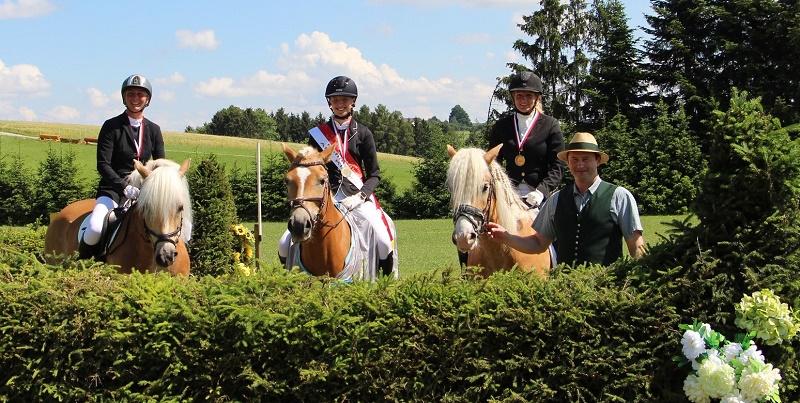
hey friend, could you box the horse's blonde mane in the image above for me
[446,148,530,233]
[128,159,193,243]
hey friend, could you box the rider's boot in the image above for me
[78,238,99,260]
[378,251,394,276]
[458,251,468,268]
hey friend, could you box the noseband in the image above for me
[453,182,494,235]
[144,219,182,247]
[288,159,329,230]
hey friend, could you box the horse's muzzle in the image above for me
[155,243,178,267]
[288,209,313,242]
[452,218,479,253]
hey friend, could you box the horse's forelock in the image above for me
[447,148,529,233]
[137,162,193,243]
[447,148,488,211]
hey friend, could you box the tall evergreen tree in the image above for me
[448,105,471,126]
[512,0,568,119]
[583,0,644,128]
[562,0,593,126]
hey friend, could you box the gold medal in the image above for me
[341,166,353,177]
[514,154,526,166]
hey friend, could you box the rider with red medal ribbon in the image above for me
[488,71,565,212]
[78,74,166,259]
[278,76,395,276]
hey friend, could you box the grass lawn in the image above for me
[248,214,691,278]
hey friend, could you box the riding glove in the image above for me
[341,192,366,210]
[525,190,544,208]
[124,185,140,200]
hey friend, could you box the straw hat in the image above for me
[557,132,609,164]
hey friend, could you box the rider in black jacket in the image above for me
[78,74,165,259]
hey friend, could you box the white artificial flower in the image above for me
[722,342,743,362]
[697,354,736,398]
[684,374,711,403]
[739,364,781,402]
[720,393,747,403]
[739,344,765,365]
[682,329,706,360]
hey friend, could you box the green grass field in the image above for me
[250,215,690,278]
[0,120,419,192]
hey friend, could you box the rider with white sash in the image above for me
[278,76,395,275]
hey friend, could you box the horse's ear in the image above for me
[447,144,457,159]
[484,143,503,165]
[178,159,191,176]
[134,159,151,178]
[282,143,298,162]
[320,144,336,163]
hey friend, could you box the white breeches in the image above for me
[82,196,117,246]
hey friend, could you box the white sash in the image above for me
[308,126,364,188]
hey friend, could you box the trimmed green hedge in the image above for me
[1,249,680,401]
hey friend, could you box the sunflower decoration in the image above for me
[230,223,256,269]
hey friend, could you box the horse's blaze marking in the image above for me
[295,167,311,198]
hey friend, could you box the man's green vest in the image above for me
[554,181,622,265]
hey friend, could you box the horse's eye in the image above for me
[177,205,184,213]
[483,183,490,192]
[319,177,327,185]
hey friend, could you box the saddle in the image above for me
[79,202,133,260]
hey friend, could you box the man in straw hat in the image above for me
[486,132,645,265]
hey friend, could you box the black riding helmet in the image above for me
[325,76,358,98]
[121,74,153,106]
[509,71,543,93]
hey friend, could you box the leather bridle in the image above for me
[144,219,182,248]
[453,181,494,236]
[288,159,329,231]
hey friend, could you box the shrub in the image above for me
[621,89,800,401]
[0,153,37,225]
[187,155,237,276]
[33,147,87,224]
[0,256,678,402]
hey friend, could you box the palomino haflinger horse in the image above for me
[282,143,397,282]
[446,144,550,277]
[44,158,193,276]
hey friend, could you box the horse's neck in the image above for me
[301,191,351,275]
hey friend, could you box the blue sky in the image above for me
[0,0,653,131]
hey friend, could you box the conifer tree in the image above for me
[187,154,237,276]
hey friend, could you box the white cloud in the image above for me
[193,31,496,121]
[86,87,110,107]
[0,0,55,19]
[176,29,219,50]
[19,106,36,120]
[158,90,175,102]
[194,70,313,98]
[0,101,37,120]
[155,72,186,85]
[46,105,79,121]
[0,59,50,96]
